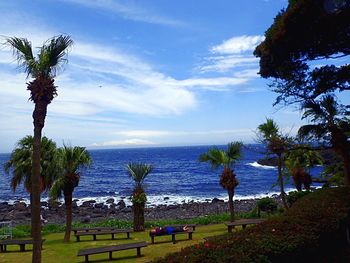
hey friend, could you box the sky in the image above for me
[0,0,333,153]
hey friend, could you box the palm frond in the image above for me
[49,176,65,199]
[226,142,243,164]
[5,37,37,77]
[126,162,153,189]
[38,35,73,77]
[257,118,279,141]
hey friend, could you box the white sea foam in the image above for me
[247,161,276,169]
[1,187,322,208]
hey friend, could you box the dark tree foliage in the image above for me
[254,0,350,105]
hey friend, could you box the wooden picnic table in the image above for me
[77,241,147,263]
[225,218,266,233]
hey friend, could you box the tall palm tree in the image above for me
[299,95,350,185]
[258,119,289,209]
[49,146,91,242]
[126,162,153,232]
[285,145,323,191]
[199,142,242,222]
[309,96,350,161]
[6,35,73,262]
[4,135,59,197]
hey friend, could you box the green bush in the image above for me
[256,197,277,216]
[286,190,311,206]
[153,187,350,263]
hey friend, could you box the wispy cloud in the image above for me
[61,0,184,26]
[197,35,264,74]
[211,35,264,54]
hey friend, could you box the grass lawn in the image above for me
[0,223,230,263]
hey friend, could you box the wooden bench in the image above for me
[75,229,133,242]
[164,224,197,231]
[225,218,266,233]
[77,241,147,262]
[150,230,193,244]
[0,239,45,252]
[72,226,116,235]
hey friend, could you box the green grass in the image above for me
[11,210,269,238]
[0,223,234,263]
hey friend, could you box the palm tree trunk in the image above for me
[278,154,288,209]
[227,189,235,222]
[133,203,145,231]
[64,191,73,242]
[31,101,47,263]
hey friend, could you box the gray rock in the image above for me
[14,202,27,211]
[212,198,224,203]
[81,215,91,224]
[94,203,104,209]
[116,200,126,210]
[106,198,114,204]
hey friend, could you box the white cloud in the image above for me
[61,0,183,26]
[197,35,264,75]
[91,138,156,147]
[211,35,264,54]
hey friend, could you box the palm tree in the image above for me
[126,162,153,231]
[49,146,91,242]
[257,119,289,209]
[199,142,242,222]
[285,145,323,191]
[6,35,73,262]
[4,135,59,197]
[299,95,350,185]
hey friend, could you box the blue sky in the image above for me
[0,0,325,152]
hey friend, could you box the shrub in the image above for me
[153,187,350,263]
[286,190,311,206]
[256,197,277,216]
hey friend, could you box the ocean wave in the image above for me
[247,161,276,169]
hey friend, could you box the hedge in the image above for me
[153,187,350,263]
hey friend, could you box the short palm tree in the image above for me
[285,145,323,191]
[258,119,289,209]
[126,162,153,231]
[49,146,91,242]
[6,35,73,263]
[299,95,350,185]
[199,142,242,222]
[4,135,59,197]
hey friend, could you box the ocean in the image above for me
[0,145,323,207]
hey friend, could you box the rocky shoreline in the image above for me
[0,196,281,225]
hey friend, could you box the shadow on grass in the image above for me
[77,254,146,263]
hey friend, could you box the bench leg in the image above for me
[0,245,3,253]
[137,247,141,257]
[228,226,234,233]
[189,232,193,240]
[84,255,89,263]
[109,251,113,260]
[20,244,25,252]
[242,224,247,229]
[112,233,115,240]
[76,236,80,242]
[151,236,154,244]
[127,232,130,239]
[172,234,176,244]
[93,234,96,241]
